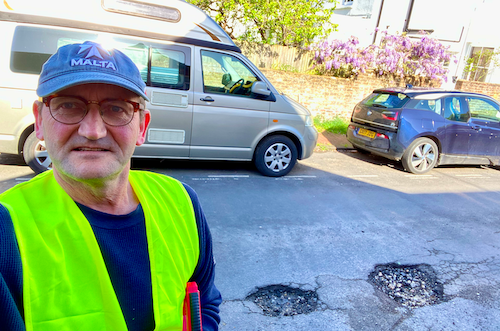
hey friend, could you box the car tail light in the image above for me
[376,133,389,139]
[348,124,356,130]
[382,111,399,121]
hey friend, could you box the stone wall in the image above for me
[454,80,500,100]
[260,69,441,119]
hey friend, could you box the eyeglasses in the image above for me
[42,95,144,126]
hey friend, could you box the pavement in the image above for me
[315,131,353,152]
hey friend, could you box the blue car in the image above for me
[346,87,500,174]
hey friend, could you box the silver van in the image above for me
[0,0,317,176]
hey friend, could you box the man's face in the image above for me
[34,83,150,181]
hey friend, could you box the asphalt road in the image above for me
[1,150,499,330]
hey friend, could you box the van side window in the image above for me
[467,97,500,121]
[201,50,258,97]
[11,26,97,74]
[444,97,469,122]
[150,47,189,90]
[414,99,442,115]
[118,43,149,83]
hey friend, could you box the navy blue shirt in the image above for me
[0,183,221,331]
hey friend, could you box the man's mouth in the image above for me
[74,147,109,151]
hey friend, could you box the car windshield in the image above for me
[362,92,410,109]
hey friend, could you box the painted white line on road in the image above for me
[455,174,484,177]
[286,175,317,178]
[207,175,250,178]
[15,177,32,181]
[191,178,221,181]
[404,174,434,177]
[347,175,379,178]
[458,176,490,179]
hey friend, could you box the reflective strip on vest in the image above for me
[0,170,199,331]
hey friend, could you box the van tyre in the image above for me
[254,135,297,177]
[402,137,438,174]
[23,131,52,174]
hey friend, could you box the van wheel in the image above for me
[402,138,438,174]
[254,135,297,177]
[23,131,52,174]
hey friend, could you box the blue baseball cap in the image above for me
[37,41,149,101]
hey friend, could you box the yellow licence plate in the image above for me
[358,128,376,139]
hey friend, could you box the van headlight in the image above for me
[305,115,313,127]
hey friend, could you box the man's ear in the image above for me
[136,109,151,146]
[33,100,44,141]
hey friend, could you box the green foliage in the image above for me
[463,48,500,81]
[187,0,337,47]
[270,63,300,73]
[313,115,349,135]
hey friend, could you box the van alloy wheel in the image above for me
[23,131,52,174]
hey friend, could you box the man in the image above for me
[0,41,221,330]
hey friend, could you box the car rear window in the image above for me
[362,92,410,109]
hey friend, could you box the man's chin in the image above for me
[54,162,124,182]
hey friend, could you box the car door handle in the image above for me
[200,96,215,102]
[472,125,482,131]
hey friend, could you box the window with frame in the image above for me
[467,97,500,121]
[201,50,258,97]
[462,47,496,82]
[11,26,190,91]
[150,47,190,90]
[414,98,442,115]
[444,97,469,122]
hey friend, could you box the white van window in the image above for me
[201,50,258,97]
[11,26,98,74]
[10,26,190,91]
[151,48,188,90]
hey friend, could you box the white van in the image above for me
[0,0,318,176]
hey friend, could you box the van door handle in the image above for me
[472,125,482,131]
[200,96,214,102]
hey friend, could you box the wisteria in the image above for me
[309,31,454,82]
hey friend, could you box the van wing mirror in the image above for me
[251,81,271,96]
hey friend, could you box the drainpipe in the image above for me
[372,0,385,44]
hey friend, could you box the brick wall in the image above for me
[454,80,500,100]
[260,69,441,119]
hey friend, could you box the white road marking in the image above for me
[207,175,250,178]
[404,174,434,177]
[455,174,484,177]
[347,175,379,178]
[191,178,221,181]
[15,177,32,181]
[286,175,317,178]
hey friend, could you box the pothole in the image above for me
[246,284,319,317]
[369,263,445,308]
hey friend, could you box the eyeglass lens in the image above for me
[49,97,135,126]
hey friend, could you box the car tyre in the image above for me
[23,131,52,174]
[402,137,438,174]
[254,135,297,177]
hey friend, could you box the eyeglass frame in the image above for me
[42,95,145,126]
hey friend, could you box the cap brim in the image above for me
[37,72,150,101]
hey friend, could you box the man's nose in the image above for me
[77,105,107,140]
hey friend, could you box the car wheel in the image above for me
[402,138,438,174]
[23,131,52,174]
[254,135,297,177]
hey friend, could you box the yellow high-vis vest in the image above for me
[0,170,199,331]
